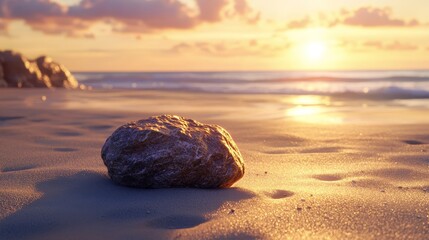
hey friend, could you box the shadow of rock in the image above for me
[147,215,207,229]
[0,171,255,240]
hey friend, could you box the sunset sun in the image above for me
[304,41,327,61]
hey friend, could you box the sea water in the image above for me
[74,70,429,99]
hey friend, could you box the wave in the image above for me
[75,71,429,83]
[73,71,429,99]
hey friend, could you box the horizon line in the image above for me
[71,69,429,73]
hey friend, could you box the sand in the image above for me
[0,89,428,240]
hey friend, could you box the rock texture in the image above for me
[0,63,6,88]
[101,115,245,188]
[0,50,79,89]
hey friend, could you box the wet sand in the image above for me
[0,89,428,239]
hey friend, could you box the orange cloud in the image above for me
[383,41,418,51]
[364,41,418,51]
[283,6,421,30]
[169,39,290,57]
[341,40,419,52]
[196,0,228,22]
[0,0,258,37]
[342,7,419,27]
[286,17,311,29]
[0,19,8,35]
[0,0,93,36]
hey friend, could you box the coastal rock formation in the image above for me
[35,56,78,89]
[0,64,6,87]
[101,115,245,188]
[0,50,79,89]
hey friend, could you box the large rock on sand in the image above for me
[0,50,79,89]
[101,115,245,188]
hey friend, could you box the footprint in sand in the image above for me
[265,190,295,199]
[263,150,290,155]
[402,140,425,145]
[369,168,428,181]
[53,148,78,152]
[300,147,342,154]
[390,155,429,165]
[212,233,260,240]
[86,125,114,131]
[54,131,82,137]
[30,118,49,123]
[0,116,25,122]
[147,215,207,229]
[312,174,343,181]
[2,165,36,173]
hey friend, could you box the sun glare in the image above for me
[304,41,327,61]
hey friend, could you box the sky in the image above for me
[1,0,429,71]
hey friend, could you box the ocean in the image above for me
[74,70,429,99]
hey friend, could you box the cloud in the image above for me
[286,16,311,29]
[0,0,259,37]
[342,7,419,27]
[341,40,419,52]
[0,19,8,34]
[382,41,418,51]
[196,0,259,24]
[0,0,66,20]
[69,0,196,31]
[230,0,260,24]
[0,0,91,36]
[283,6,420,30]
[363,41,418,51]
[196,0,228,22]
[363,41,383,48]
[169,39,290,57]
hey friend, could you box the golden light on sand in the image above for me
[286,106,343,124]
[304,41,327,61]
[287,106,322,117]
[285,96,343,124]
[290,96,331,106]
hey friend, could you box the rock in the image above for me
[0,50,79,89]
[0,79,7,87]
[35,56,78,89]
[0,64,7,87]
[0,79,6,88]
[0,50,49,87]
[0,63,3,79]
[101,115,245,188]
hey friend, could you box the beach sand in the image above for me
[0,89,428,239]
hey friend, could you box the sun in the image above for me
[304,41,327,61]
